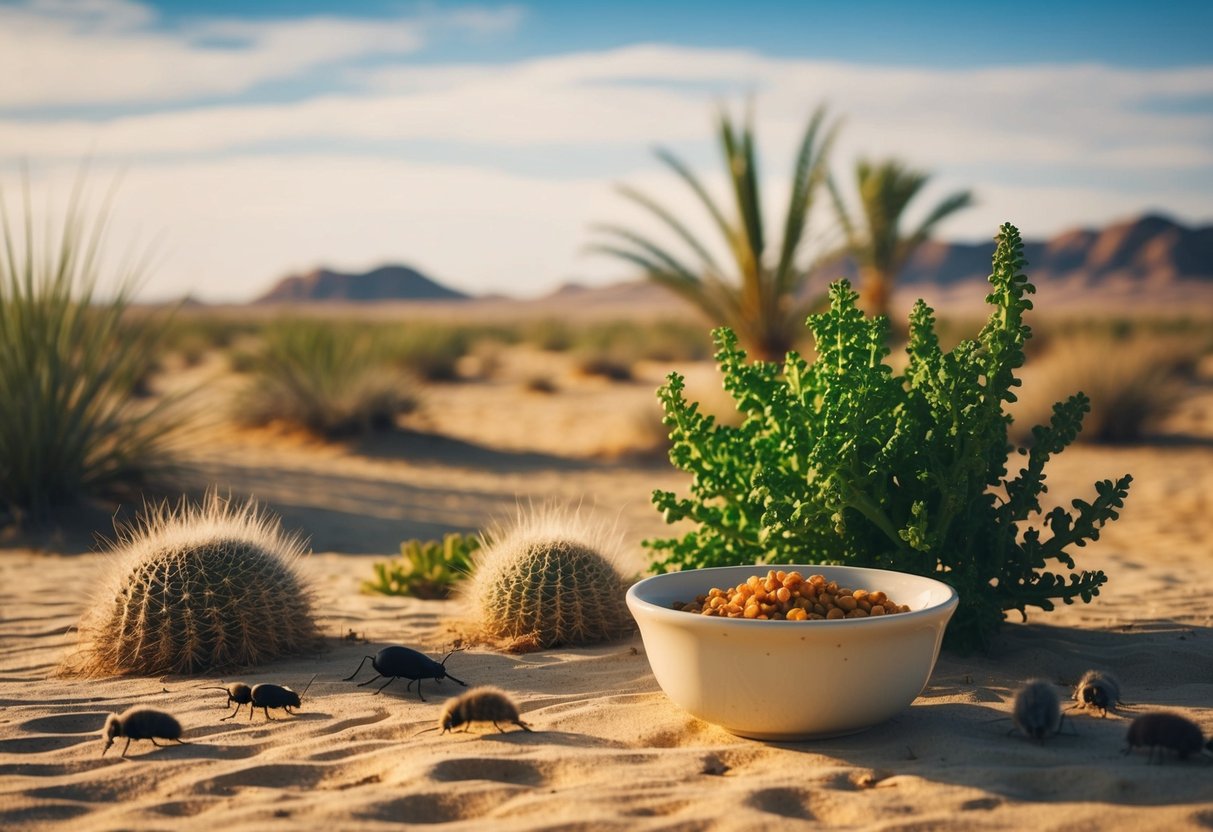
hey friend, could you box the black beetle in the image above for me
[200,682,254,721]
[250,675,316,721]
[343,645,467,701]
[103,707,187,757]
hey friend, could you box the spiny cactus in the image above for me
[67,494,320,676]
[464,508,635,648]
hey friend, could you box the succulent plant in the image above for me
[67,494,320,676]
[463,508,635,648]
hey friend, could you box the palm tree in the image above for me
[589,105,838,362]
[828,158,973,320]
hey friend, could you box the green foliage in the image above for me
[236,319,418,437]
[647,223,1132,652]
[363,532,480,599]
[590,104,838,361]
[0,180,182,520]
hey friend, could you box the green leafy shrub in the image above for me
[363,532,480,599]
[647,223,1132,652]
[0,183,182,520]
[236,320,418,437]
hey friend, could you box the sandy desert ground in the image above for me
[3,344,1213,831]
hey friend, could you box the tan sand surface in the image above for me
[3,356,1213,830]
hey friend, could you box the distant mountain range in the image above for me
[254,265,469,303]
[251,215,1211,307]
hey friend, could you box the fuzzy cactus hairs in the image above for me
[465,507,636,649]
[67,493,321,676]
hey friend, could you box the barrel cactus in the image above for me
[68,494,320,676]
[464,508,635,648]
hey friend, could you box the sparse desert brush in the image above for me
[524,318,575,352]
[463,507,636,649]
[1012,333,1197,444]
[67,494,320,676]
[384,325,472,381]
[0,179,183,520]
[523,374,558,394]
[572,344,637,381]
[236,320,418,437]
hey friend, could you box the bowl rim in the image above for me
[626,563,958,630]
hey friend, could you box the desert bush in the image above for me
[572,346,637,381]
[0,182,182,520]
[648,224,1132,652]
[463,507,635,648]
[363,532,480,599]
[67,493,320,676]
[235,320,418,437]
[523,318,576,352]
[384,324,473,381]
[1012,333,1198,444]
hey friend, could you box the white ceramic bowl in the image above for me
[626,564,958,741]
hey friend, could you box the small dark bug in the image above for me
[1124,712,1205,763]
[343,645,467,702]
[102,707,186,757]
[200,682,254,721]
[250,675,316,721]
[1011,679,1065,741]
[1072,670,1122,717]
[439,686,533,734]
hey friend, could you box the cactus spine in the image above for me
[466,508,635,648]
[68,494,320,676]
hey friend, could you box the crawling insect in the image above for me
[200,682,254,721]
[343,645,467,702]
[1011,679,1066,741]
[438,686,533,734]
[1071,670,1122,717]
[250,675,316,721]
[1124,712,1206,763]
[102,707,187,757]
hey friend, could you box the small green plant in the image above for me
[363,532,480,599]
[463,507,635,648]
[236,320,418,437]
[68,493,320,676]
[647,223,1132,652]
[0,179,183,520]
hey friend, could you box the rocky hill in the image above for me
[254,265,469,303]
[838,214,1213,288]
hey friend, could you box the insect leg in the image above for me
[374,676,398,695]
[221,703,241,721]
[356,673,384,688]
[121,738,132,758]
[343,655,375,682]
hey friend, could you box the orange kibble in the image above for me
[675,574,907,623]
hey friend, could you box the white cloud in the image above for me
[0,0,511,108]
[1,15,1210,301]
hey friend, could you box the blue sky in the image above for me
[2,0,1211,301]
